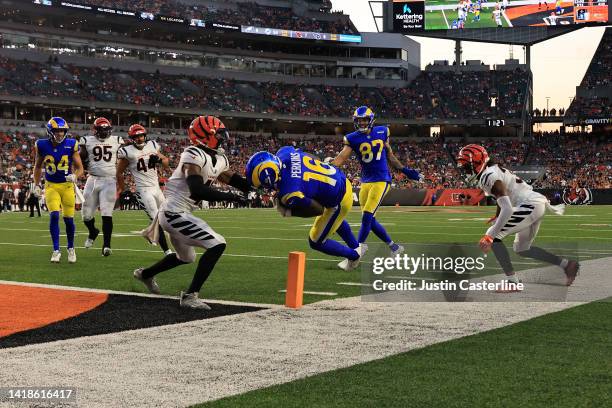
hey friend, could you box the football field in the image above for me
[0,206,610,407]
[0,206,610,304]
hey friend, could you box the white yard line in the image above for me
[441,8,450,28]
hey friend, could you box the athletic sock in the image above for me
[491,239,514,275]
[371,218,392,245]
[357,211,374,243]
[142,253,188,279]
[101,216,113,248]
[309,238,359,261]
[64,217,75,249]
[49,211,60,251]
[187,244,226,294]
[517,246,562,266]
[84,218,98,239]
[157,224,170,252]
[336,220,358,249]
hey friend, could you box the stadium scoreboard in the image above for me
[387,0,610,32]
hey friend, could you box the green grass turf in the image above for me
[0,206,610,304]
[194,299,612,408]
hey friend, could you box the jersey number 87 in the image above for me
[359,140,384,163]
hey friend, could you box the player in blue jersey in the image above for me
[33,117,84,263]
[246,148,363,270]
[329,106,423,267]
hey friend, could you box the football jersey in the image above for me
[478,164,545,206]
[36,138,79,183]
[117,140,161,189]
[81,135,124,177]
[278,150,346,208]
[344,125,391,183]
[163,145,230,213]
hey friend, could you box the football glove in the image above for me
[65,174,76,183]
[323,157,333,164]
[479,235,494,252]
[33,186,43,197]
[274,197,291,217]
[148,155,160,167]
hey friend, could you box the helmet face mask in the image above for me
[128,124,147,149]
[93,117,113,141]
[188,115,226,152]
[246,151,281,190]
[46,117,69,144]
[353,106,375,133]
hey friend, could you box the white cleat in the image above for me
[102,247,112,257]
[179,291,211,310]
[133,268,160,295]
[67,248,77,264]
[337,259,349,270]
[390,244,404,256]
[50,250,61,263]
[84,238,95,249]
[339,244,365,271]
[164,249,174,256]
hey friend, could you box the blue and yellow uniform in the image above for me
[36,137,79,217]
[278,150,353,243]
[344,125,391,214]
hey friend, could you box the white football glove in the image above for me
[65,174,76,183]
[323,157,333,164]
[34,186,43,197]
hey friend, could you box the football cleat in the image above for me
[179,292,211,310]
[102,247,112,257]
[50,250,61,263]
[133,268,160,295]
[67,248,77,264]
[564,260,580,286]
[84,228,99,248]
[164,249,174,256]
[390,243,404,256]
[337,244,368,271]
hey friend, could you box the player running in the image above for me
[246,147,363,270]
[329,106,422,268]
[116,124,172,255]
[134,115,249,309]
[456,144,580,287]
[80,117,124,256]
[33,117,84,263]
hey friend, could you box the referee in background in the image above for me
[26,180,41,217]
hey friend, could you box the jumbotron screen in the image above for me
[391,0,609,31]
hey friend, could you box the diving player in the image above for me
[247,148,362,270]
[80,117,124,256]
[456,144,580,287]
[116,124,172,255]
[134,116,249,309]
[33,117,84,263]
[329,106,422,266]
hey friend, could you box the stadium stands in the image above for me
[567,28,611,119]
[79,0,357,34]
[0,57,530,119]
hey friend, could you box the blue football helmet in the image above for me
[46,117,69,144]
[353,106,375,133]
[246,151,282,189]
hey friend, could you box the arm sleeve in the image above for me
[485,195,513,238]
[186,175,240,203]
[281,191,312,208]
[117,147,127,160]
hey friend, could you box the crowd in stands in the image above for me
[81,0,356,34]
[1,128,609,212]
[0,57,530,120]
[567,28,611,119]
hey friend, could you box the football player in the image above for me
[246,147,363,270]
[329,106,422,268]
[116,124,172,255]
[33,117,84,263]
[79,117,124,256]
[456,144,579,287]
[134,115,249,309]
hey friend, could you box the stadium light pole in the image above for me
[546,97,550,114]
